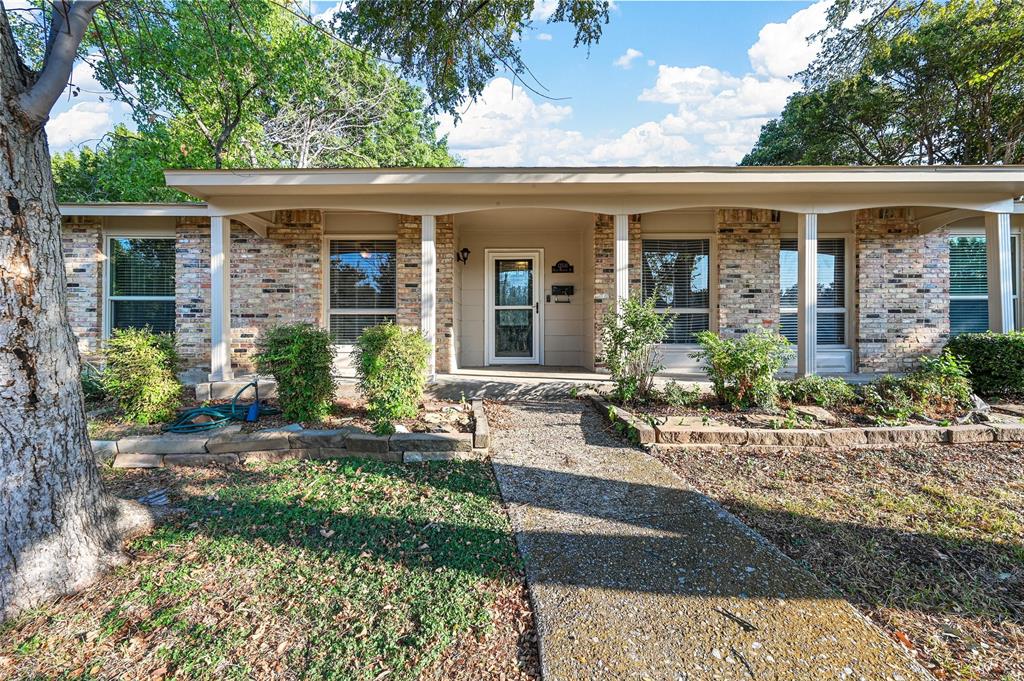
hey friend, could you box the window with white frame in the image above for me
[641,238,711,344]
[949,234,1020,334]
[779,238,847,345]
[327,239,397,343]
[106,237,176,334]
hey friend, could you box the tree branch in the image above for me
[15,0,103,128]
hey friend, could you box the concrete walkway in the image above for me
[489,400,930,680]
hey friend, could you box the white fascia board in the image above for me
[165,166,1024,189]
[60,202,210,217]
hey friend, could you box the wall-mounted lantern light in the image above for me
[456,247,471,264]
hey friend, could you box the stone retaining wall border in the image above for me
[99,408,490,468]
[589,394,1024,448]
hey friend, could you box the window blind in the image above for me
[642,239,710,343]
[949,236,988,335]
[779,238,846,345]
[107,237,175,333]
[328,239,397,344]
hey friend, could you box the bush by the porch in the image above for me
[355,324,431,435]
[946,331,1024,398]
[693,329,793,410]
[779,375,856,408]
[598,294,670,404]
[255,323,335,423]
[861,351,973,425]
[102,327,182,424]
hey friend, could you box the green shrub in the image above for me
[946,331,1024,398]
[860,374,915,426]
[859,351,973,424]
[779,375,856,408]
[102,327,181,424]
[80,361,107,403]
[903,350,973,418]
[354,324,431,435]
[692,328,793,410]
[661,380,701,408]
[598,294,671,404]
[255,323,335,423]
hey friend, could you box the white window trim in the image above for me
[102,234,176,339]
[779,233,854,348]
[640,231,718,349]
[320,234,399,346]
[948,225,1022,332]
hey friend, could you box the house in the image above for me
[60,166,1024,386]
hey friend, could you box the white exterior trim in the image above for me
[101,234,176,340]
[209,215,233,382]
[421,215,437,379]
[986,213,1015,332]
[797,213,818,376]
[614,214,629,313]
[484,249,545,366]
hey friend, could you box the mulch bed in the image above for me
[88,397,472,441]
[655,441,1024,680]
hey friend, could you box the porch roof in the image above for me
[163,166,1024,216]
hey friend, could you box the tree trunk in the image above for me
[1,9,152,621]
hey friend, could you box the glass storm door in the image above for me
[487,252,541,364]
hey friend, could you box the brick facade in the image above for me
[435,215,455,373]
[855,209,950,372]
[175,217,211,368]
[716,209,781,337]
[396,215,422,330]
[61,216,104,359]
[591,214,643,365]
[229,210,323,372]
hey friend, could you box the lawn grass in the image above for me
[656,443,1024,681]
[0,459,537,680]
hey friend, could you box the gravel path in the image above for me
[488,400,932,681]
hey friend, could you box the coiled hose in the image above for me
[162,379,281,433]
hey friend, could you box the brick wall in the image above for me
[62,216,104,359]
[590,214,642,366]
[716,209,780,337]
[174,211,323,372]
[396,215,421,330]
[855,209,950,373]
[592,214,615,365]
[229,210,323,372]
[435,215,455,373]
[175,217,212,369]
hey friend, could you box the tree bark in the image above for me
[1,6,152,621]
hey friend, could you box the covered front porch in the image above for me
[149,167,1024,386]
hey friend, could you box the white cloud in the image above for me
[46,101,114,149]
[439,1,837,166]
[614,47,643,70]
[531,0,559,21]
[536,32,553,41]
[747,0,829,79]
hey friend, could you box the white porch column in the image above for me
[421,215,437,379]
[614,214,629,313]
[209,215,233,381]
[985,212,1015,332]
[797,213,818,376]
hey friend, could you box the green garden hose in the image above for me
[162,379,281,433]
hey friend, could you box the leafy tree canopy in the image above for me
[37,1,460,201]
[742,0,1024,166]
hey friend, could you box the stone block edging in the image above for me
[587,394,656,445]
[588,397,1024,448]
[101,409,490,468]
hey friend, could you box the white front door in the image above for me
[485,250,543,365]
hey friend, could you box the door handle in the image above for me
[535,301,539,313]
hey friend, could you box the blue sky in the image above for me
[46,0,829,167]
